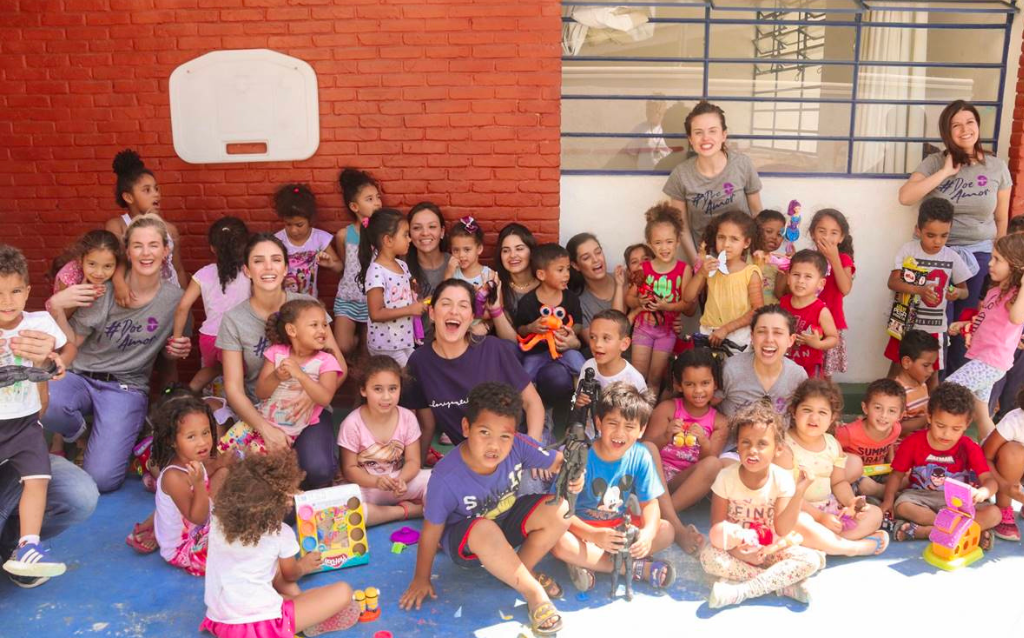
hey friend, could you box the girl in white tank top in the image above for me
[151,395,228,576]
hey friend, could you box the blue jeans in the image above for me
[522,349,585,403]
[40,372,149,493]
[0,455,99,556]
[946,250,991,375]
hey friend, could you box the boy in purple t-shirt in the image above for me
[398,382,581,637]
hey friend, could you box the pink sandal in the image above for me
[126,523,158,554]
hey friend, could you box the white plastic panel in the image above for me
[169,49,319,164]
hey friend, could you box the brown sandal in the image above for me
[534,572,564,599]
[529,602,563,636]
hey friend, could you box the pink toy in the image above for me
[923,477,984,570]
[781,199,801,256]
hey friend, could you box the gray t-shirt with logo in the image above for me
[216,291,325,401]
[662,151,762,247]
[718,351,807,418]
[914,152,1011,246]
[69,281,183,391]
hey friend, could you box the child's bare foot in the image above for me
[675,524,705,555]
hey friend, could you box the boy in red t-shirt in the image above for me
[836,378,905,498]
[778,250,838,378]
[880,382,999,545]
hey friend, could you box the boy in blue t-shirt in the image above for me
[399,382,582,637]
[552,381,677,593]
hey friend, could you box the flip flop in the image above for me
[866,530,889,555]
[126,523,158,554]
[567,564,595,593]
[528,601,563,636]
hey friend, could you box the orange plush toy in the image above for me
[518,304,573,360]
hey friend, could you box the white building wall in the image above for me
[560,176,914,382]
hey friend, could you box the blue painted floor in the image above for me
[2,476,1023,637]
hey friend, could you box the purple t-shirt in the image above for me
[424,434,553,550]
[403,336,531,444]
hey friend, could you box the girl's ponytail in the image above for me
[357,208,405,287]
[208,217,249,293]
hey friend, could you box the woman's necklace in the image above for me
[510,276,537,293]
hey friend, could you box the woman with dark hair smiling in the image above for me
[403,279,545,465]
[216,233,346,488]
[898,100,1012,371]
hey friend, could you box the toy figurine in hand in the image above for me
[570,367,601,425]
[517,304,573,359]
[631,268,665,326]
[781,199,802,256]
[610,494,642,601]
[546,421,591,518]
[0,356,62,390]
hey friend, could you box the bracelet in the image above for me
[488,306,505,319]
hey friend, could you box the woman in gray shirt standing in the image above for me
[663,101,763,264]
[898,100,1012,371]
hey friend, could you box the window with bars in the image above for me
[560,0,1017,177]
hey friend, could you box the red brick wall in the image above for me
[1011,41,1024,219]
[0,0,562,311]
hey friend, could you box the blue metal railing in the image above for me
[560,0,1017,177]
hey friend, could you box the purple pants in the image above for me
[40,372,149,493]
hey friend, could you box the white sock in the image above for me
[18,535,40,547]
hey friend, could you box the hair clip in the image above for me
[361,217,370,228]
[460,216,478,232]
[293,187,300,194]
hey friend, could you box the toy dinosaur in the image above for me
[517,304,573,359]
[545,421,591,518]
[610,494,642,601]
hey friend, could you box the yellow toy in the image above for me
[294,484,369,572]
[862,464,891,477]
[922,478,984,571]
[354,587,381,623]
[887,257,929,339]
[673,432,698,448]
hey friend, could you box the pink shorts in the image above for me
[360,469,431,506]
[632,320,677,353]
[199,333,222,368]
[200,600,295,638]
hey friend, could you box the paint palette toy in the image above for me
[294,484,369,572]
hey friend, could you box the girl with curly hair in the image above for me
[201,451,359,637]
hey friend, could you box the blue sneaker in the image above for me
[3,543,66,578]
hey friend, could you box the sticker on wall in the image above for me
[169,49,319,164]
